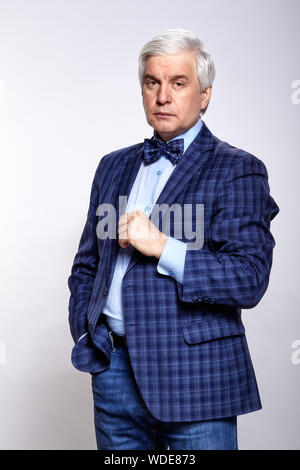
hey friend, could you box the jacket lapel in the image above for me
[123,121,215,277]
[152,121,214,209]
[105,145,144,286]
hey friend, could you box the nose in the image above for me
[156,83,172,106]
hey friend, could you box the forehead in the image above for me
[144,50,198,79]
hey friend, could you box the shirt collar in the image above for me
[153,117,203,154]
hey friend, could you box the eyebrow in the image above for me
[143,74,189,82]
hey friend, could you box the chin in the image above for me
[153,121,176,134]
[155,124,174,133]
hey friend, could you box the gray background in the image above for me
[0,0,299,450]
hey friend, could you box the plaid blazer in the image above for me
[68,121,279,422]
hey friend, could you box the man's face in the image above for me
[142,50,212,141]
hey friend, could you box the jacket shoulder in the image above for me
[94,142,143,180]
[210,134,268,175]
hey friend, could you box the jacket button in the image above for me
[103,286,108,296]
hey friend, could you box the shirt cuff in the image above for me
[157,237,187,284]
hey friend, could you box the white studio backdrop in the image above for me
[0,0,299,450]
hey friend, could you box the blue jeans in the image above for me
[91,338,238,450]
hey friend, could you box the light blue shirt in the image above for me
[103,118,203,335]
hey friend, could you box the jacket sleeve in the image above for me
[67,163,101,343]
[176,155,280,308]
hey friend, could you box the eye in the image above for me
[173,82,184,88]
[145,80,156,87]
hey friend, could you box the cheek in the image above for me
[176,96,192,116]
[181,93,202,115]
[143,95,154,113]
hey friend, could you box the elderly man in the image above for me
[68,29,279,450]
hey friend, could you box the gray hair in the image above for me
[138,28,216,92]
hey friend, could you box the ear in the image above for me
[200,86,212,111]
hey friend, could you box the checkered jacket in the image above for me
[67,121,279,422]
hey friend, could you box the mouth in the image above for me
[154,112,175,117]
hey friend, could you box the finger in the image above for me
[118,232,128,241]
[126,210,144,222]
[118,215,128,229]
[118,227,128,240]
[118,238,130,248]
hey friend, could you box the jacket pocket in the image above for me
[183,315,245,345]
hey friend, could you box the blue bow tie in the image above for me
[143,137,184,165]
